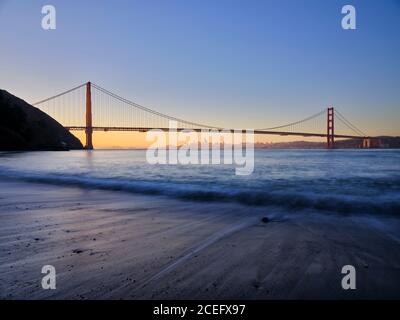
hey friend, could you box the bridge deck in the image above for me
[65,127,367,139]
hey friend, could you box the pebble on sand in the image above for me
[261,217,270,223]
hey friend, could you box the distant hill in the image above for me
[255,138,400,149]
[0,89,83,151]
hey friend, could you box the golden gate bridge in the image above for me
[33,82,374,150]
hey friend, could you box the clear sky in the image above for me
[0,0,399,147]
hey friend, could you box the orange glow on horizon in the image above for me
[71,131,326,149]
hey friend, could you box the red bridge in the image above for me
[34,82,374,149]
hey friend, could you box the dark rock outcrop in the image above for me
[0,89,83,150]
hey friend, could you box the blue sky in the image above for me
[0,0,399,136]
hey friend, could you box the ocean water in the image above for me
[0,149,399,216]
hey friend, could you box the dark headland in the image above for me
[0,89,83,151]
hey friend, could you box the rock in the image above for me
[261,217,270,223]
[0,89,83,150]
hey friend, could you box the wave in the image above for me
[0,169,399,216]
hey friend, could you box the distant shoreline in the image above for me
[28,146,400,151]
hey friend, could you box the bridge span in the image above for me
[34,82,376,149]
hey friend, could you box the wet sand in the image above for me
[0,181,399,299]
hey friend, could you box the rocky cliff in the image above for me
[0,89,83,150]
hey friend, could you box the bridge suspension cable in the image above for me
[255,109,326,131]
[33,83,86,105]
[91,83,222,130]
[31,81,369,144]
[335,110,366,137]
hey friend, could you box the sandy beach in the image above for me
[0,181,399,299]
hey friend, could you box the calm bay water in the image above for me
[0,149,399,216]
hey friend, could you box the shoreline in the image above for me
[0,181,399,299]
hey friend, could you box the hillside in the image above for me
[0,89,83,151]
[255,137,400,149]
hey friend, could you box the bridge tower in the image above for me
[327,107,334,149]
[85,81,93,150]
[362,138,371,148]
